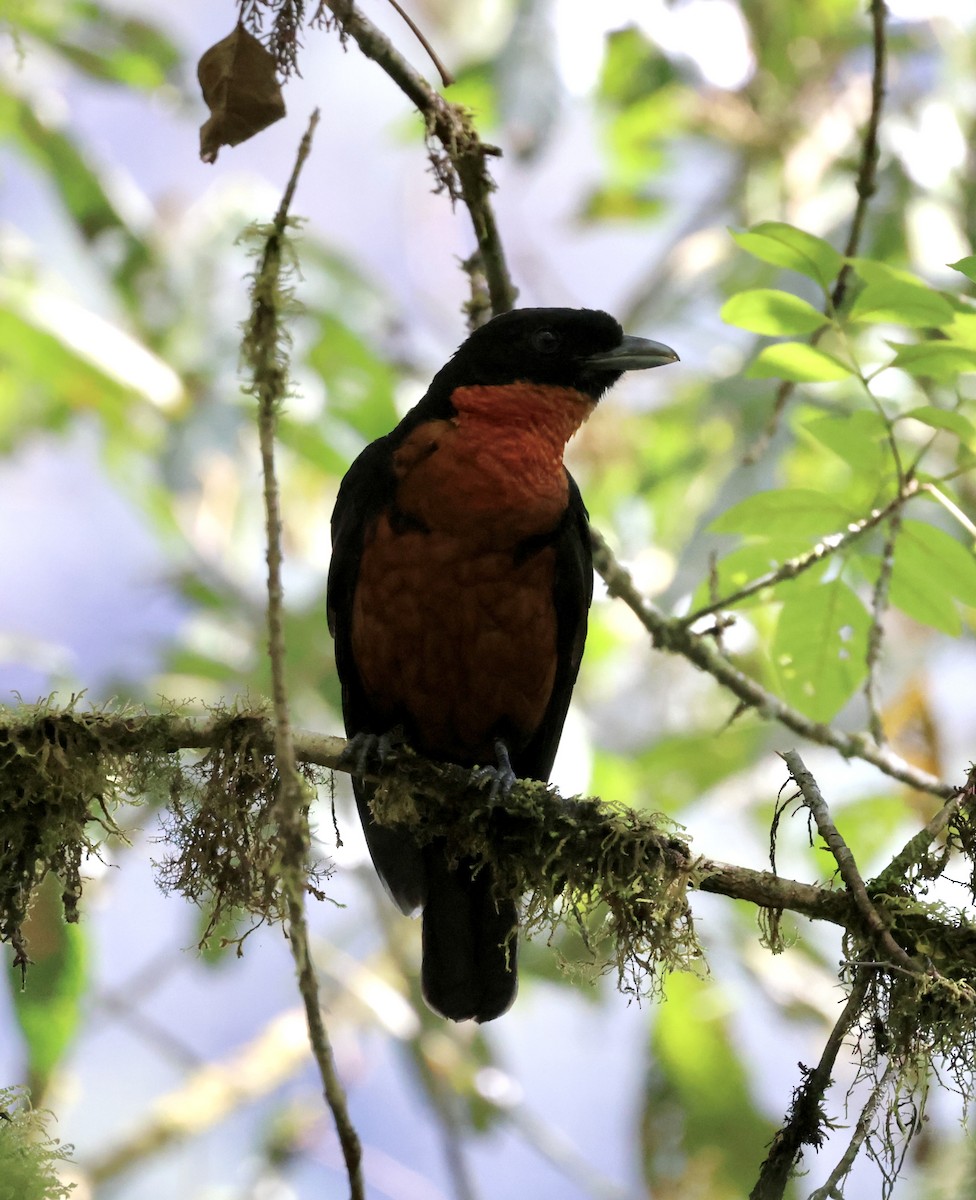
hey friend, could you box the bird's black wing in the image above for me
[510,471,593,783]
[327,434,427,915]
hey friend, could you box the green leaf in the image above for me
[848,282,954,328]
[888,341,976,382]
[11,876,88,1096]
[803,410,889,474]
[746,342,852,382]
[635,725,765,810]
[307,314,398,441]
[599,26,677,107]
[711,489,856,538]
[940,310,976,348]
[647,973,775,1197]
[730,222,842,288]
[721,289,828,335]
[949,256,976,283]
[880,552,961,636]
[772,578,871,722]
[887,520,976,635]
[848,258,930,288]
[900,406,976,447]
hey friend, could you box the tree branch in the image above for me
[244,112,364,1200]
[5,708,974,971]
[590,529,958,801]
[780,750,927,977]
[319,0,517,317]
[680,480,919,627]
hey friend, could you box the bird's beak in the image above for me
[585,335,679,372]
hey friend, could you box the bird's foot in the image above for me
[470,739,518,803]
[339,727,406,777]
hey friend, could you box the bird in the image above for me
[327,307,678,1022]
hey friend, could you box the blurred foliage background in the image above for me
[2,0,976,1198]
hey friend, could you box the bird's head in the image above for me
[436,307,679,403]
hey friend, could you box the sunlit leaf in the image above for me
[711,489,856,538]
[848,281,954,327]
[949,256,976,283]
[900,406,976,447]
[731,222,842,288]
[746,341,852,382]
[803,410,889,475]
[887,341,976,382]
[885,520,976,636]
[772,578,871,721]
[689,538,831,610]
[848,258,931,288]
[721,288,827,335]
[879,552,961,636]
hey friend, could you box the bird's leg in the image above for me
[339,726,406,778]
[470,739,518,802]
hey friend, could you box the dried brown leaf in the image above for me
[198,25,286,164]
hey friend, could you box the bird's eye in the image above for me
[531,329,560,354]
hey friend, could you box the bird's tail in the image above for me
[421,845,518,1023]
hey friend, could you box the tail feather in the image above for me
[421,845,518,1023]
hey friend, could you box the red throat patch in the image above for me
[391,382,594,543]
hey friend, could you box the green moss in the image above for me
[0,699,129,963]
[156,711,330,947]
[369,747,704,997]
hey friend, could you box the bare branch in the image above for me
[829,0,888,314]
[382,0,454,87]
[781,751,926,978]
[805,1062,895,1200]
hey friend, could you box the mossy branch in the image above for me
[2,706,973,990]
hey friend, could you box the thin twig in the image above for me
[924,481,976,539]
[320,0,517,315]
[590,529,957,800]
[750,972,872,1200]
[862,507,902,743]
[829,0,888,314]
[383,0,454,86]
[781,750,925,978]
[681,481,919,627]
[248,109,365,1200]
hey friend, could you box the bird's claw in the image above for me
[339,727,405,777]
[470,740,518,803]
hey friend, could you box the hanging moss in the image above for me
[156,711,330,945]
